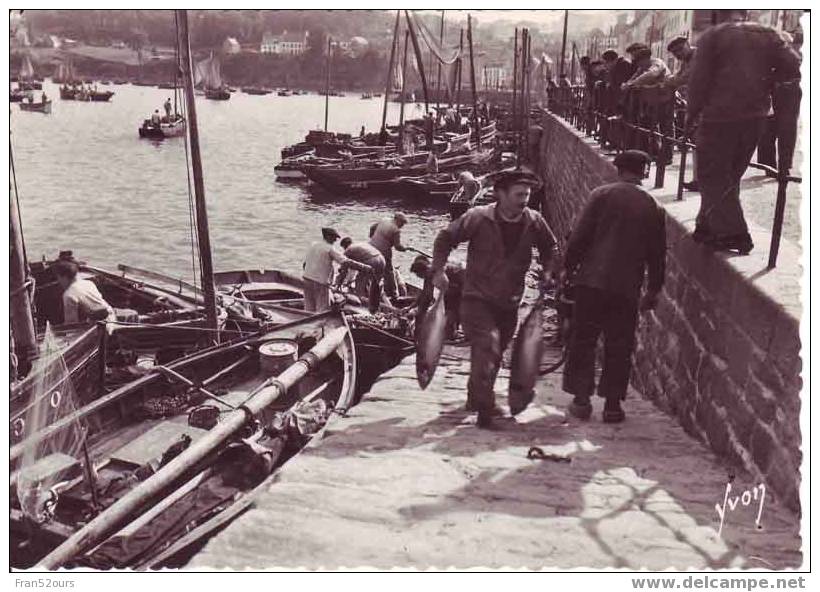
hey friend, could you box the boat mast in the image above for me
[324,36,332,132]
[9,144,37,379]
[380,11,401,137]
[398,29,410,130]
[435,11,445,110]
[512,27,518,156]
[454,29,464,113]
[176,9,219,335]
[560,10,569,78]
[467,14,480,149]
[405,11,430,114]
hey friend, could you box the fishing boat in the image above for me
[18,54,43,90]
[242,87,271,95]
[89,90,115,102]
[277,89,292,97]
[10,87,26,102]
[139,116,186,139]
[195,53,230,101]
[212,269,415,391]
[397,172,461,201]
[304,146,500,194]
[448,167,518,219]
[10,310,358,569]
[18,98,52,114]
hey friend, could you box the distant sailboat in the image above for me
[195,52,230,100]
[18,54,42,91]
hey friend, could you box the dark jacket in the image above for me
[565,181,666,303]
[687,21,801,123]
[433,203,557,310]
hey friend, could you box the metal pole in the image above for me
[177,10,218,335]
[324,36,331,132]
[381,11,401,134]
[560,10,569,77]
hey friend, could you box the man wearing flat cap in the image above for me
[431,170,557,429]
[303,227,374,313]
[562,150,666,423]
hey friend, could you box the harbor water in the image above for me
[10,81,448,283]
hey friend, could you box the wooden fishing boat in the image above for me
[89,90,115,102]
[10,311,357,569]
[242,87,271,95]
[397,172,461,201]
[18,54,42,90]
[304,147,500,194]
[204,88,230,100]
[213,269,416,392]
[19,99,52,114]
[138,116,187,139]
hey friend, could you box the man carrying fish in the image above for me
[562,150,666,423]
[430,171,557,429]
[302,227,375,313]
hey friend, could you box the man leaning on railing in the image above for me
[686,9,801,255]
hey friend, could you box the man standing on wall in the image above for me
[562,150,666,423]
[431,171,557,429]
[686,9,801,254]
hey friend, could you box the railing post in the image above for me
[767,174,789,268]
[676,141,688,201]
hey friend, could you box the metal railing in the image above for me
[546,85,801,268]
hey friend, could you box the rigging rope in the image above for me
[174,11,201,295]
[407,11,461,65]
[9,137,29,265]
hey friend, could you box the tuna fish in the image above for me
[508,298,544,415]
[415,290,447,389]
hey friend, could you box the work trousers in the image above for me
[353,255,386,313]
[303,278,330,313]
[562,286,638,402]
[695,118,766,239]
[461,297,518,413]
[375,250,398,299]
[756,84,801,174]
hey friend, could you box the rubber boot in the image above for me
[602,397,626,424]
[568,395,592,420]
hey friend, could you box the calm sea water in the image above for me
[10,81,449,285]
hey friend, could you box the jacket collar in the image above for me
[474,202,537,225]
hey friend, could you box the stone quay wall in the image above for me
[534,112,803,512]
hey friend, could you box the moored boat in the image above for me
[11,310,358,569]
[138,115,187,139]
[242,87,271,95]
[18,99,52,114]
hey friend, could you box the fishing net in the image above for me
[14,324,88,523]
[407,11,461,65]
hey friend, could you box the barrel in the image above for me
[258,340,298,376]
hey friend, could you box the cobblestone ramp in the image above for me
[189,348,801,570]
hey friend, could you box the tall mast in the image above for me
[405,10,430,113]
[512,27,518,152]
[435,10,445,110]
[177,10,219,335]
[454,29,464,114]
[380,11,401,135]
[560,10,569,78]
[324,36,332,132]
[398,29,410,129]
[467,14,480,149]
[10,145,37,378]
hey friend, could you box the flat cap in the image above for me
[667,36,689,51]
[321,227,341,239]
[493,170,541,191]
[625,42,650,54]
[613,150,652,173]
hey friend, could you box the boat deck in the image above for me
[189,343,802,569]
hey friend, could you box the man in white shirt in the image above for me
[53,260,115,324]
[303,227,374,313]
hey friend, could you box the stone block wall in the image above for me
[535,113,803,513]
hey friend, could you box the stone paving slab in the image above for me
[189,346,802,570]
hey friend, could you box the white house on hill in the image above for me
[223,37,241,54]
[260,30,309,55]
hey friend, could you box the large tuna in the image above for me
[415,289,447,389]
[508,297,544,415]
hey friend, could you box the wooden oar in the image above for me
[36,326,349,570]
